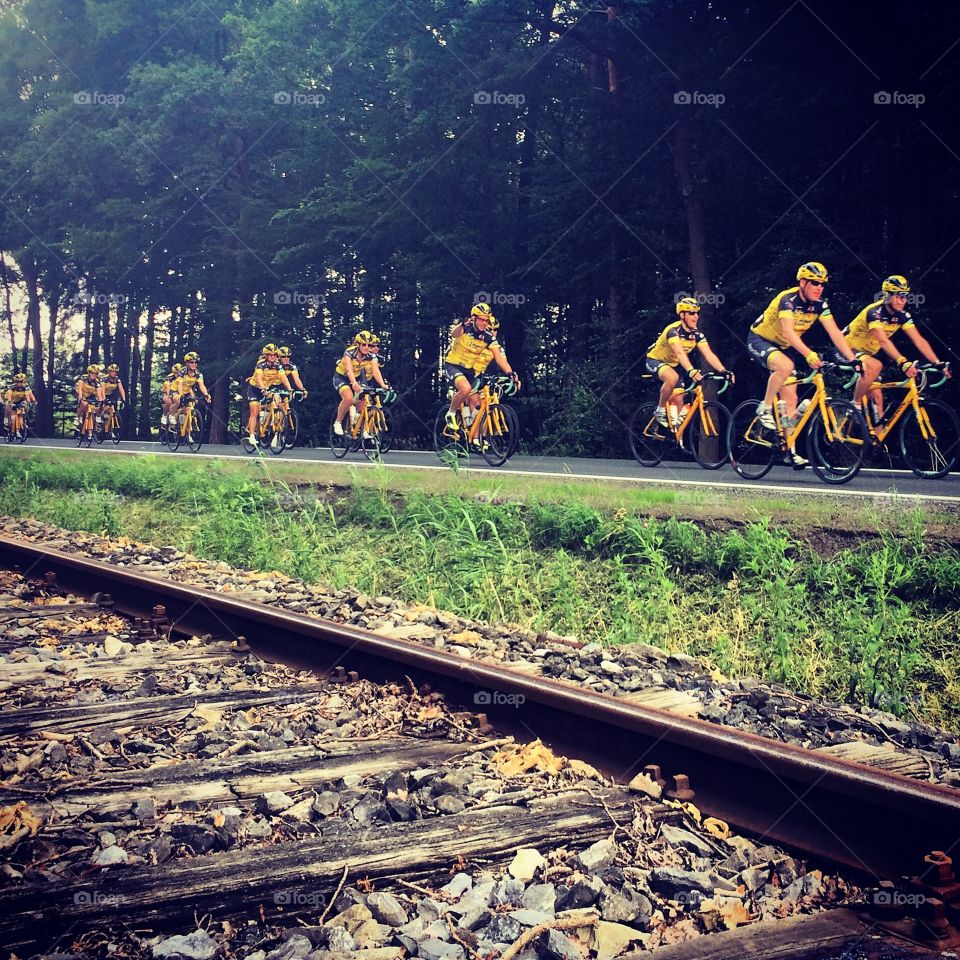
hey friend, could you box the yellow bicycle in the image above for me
[433,375,519,467]
[857,362,956,478]
[242,389,287,454]
[166,394,207,452]
[95,401,122,445]
[728,361,869,484]
[4,402,29,444]
[629,371,733,469]
[330,386,396,460]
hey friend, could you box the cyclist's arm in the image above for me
[697,343,730,376]
[870,327,904,365]
[290,370,305,390]
[903,325,946,368]
[27,390,36,404]
[489,345,520,385]
[279,370,292,391]
[819,316,857,364]
[343,356,361,391]
[449,322,464,339]
[118,384,127,403]
[778,316,822,365]
[369,359,388,388]
[196,378,211,399]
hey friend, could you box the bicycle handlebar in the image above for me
[684,370,732,396]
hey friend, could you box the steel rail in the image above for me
[2,534,958,881]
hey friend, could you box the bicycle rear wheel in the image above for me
[329,415,350,458]
[166,417,182,451]
[898,400,960,478]
[283,408,300,449]
[434,406,467,463]
[728,400,777,480]
[184,410,203,452]
[684,401,732,470]
[109,414,121,444]
[377,408,393,454]
[807,399,869,484]
[478,406,512,466]
[628,403,669,467]
[498,404,520,457]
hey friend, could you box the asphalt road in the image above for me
[11,438,960,503]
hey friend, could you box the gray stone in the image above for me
[257,791,295,815]
[522,883,556,914]
[398,917,429,943]
[648,868,716,899]
[510,909,553,927]
[153,931,218,960]
[660,824,717,858]
[572,838,617,873]
[537,929,580,960]
[244,817,273,839]
[132,797,156,820]
[418,941,464,960]
[599,885,652,925]
[171,823,219,854]
[491,877,526,907]
[456,907,492,932]
[324,928,356,952]
[92,845,128,866]
[267,935,312,960]
[434,795,466,815]
[509,848,545,882]
[366,891,409,927]
[481,915,522,943]
[739,865,770,893]
[439,873,473,899]
[556,875,604,910]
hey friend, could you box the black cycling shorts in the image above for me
[747,331,803,370]
[444,362,474,384]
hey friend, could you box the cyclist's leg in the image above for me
[334,379,355,432]
[657,364,681,417]
[853,353,883,413]
[445,365,473,415]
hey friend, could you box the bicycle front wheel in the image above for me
[478,406,513,466]
[378,408,393,454]
[15,418,27,444]
[499,404,521,457]
[184,411,203,452]
[109,415,121,444]
[684,401,732,470]
[728,400,777,480]
[898,400,960,478]
[628,403,669,467]
[433,406,467,463]
[329,415,350,458]
[283,408,300,449]
[166,419,182,451]
[807,399,869,485]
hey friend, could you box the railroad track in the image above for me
[1,535,959,957]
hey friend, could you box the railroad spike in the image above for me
[665,773,695,802]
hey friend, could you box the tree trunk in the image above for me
[21,260,51,435]
[45,279,61,401]
[0,253,17,372]
[139,307,156,439]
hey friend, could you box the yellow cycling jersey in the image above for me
[176,369,205,394]
[102,377,123,398]
[751,287,835,349]
[446,321,500,370]
[279,362,299,381]
[473,342,506,374]
[5,390,30,403]
[842,300,915,356]
[247,360,288,389]
[336,345,373,379]
[75,376,100,400]
[646,321,708,364]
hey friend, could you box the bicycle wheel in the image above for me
[684,401,732,470]
[93,417,104,444]
[478,406,512,466]
[329,415,350,458]
[499,404,520,457]
[184,410,203,452]
[361,413,383,460]
[14,416,27,444]
[628,403,669,467]
[283,407,300,449]
[898,400,960,478]
[807,399,869,484]
[109,413,121,445]
[266,416,285,455]
[728,400,777,480]
[433,406,468,465]
[166,414,182,451]
[378,408,393,454]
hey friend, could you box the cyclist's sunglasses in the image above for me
[804,279,826,287]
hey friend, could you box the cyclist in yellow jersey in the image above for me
[3,373,36,434]
[646,298,733,427]
[75,365,103,431]
[246,343,292,446]
[160,364,183,430]
[277,347,308,395]
[748,262,859,436]
[839,275,950,420]
[444,303,519,433]
[98,364,126,428]
[332,331,379,436]
[170,351,212,424]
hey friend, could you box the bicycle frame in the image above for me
[859,367,946,444]
[636,374,728,445]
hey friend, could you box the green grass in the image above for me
[1,450,959,729]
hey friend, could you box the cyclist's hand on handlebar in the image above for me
[722,369,735,384]
[302,389,309,399]
[687,368,703,382]
[851,358,863,375]
[805,350,822,369]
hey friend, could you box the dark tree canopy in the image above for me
[1,0,957,448]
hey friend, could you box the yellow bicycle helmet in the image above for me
[262,343,277,354]
[107,363,119,373]
[13,373,27,384]
[183,351,200,363]
[278,346,292,358]
[796,261,829,283]
[171,363,184,375]
[87,364,100,376]
[470,303,493,319]
[675,297,701,316]
[882,274,910,294]
[487,316,500,332]
[354,330,375,345]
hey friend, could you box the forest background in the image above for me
[1,0,958,451]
